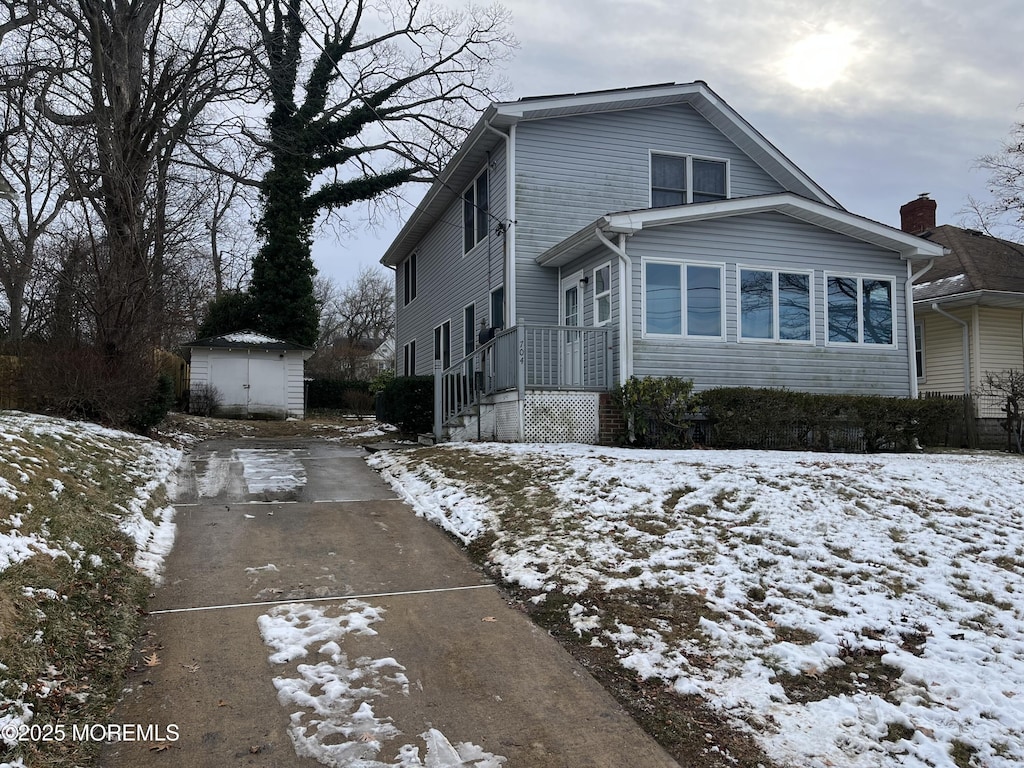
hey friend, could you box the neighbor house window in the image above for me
[402,340,416,376]
[594,263,611,325]
[651,154,727,207]
[463,169,489,253]
[644,261,723,338]
[739,268,812,342]
[403,253,417,305]
[433,320,451,369]
[826,275,895,345]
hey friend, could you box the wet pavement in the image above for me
[101,438,680,767]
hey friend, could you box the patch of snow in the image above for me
[259,601,506,767]
[371,443,1024,768]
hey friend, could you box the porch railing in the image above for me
[433,324,612,440]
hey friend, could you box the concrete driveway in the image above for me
[101,438,679,767]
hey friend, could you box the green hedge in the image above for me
[376,376,433,434]
[307,378,373,414]
[613,376,702,448]
[700,387,963,452]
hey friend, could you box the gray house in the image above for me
[382,82,946,443]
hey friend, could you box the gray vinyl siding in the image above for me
[395,150,508,375]
[629,212,913,396]
[513,104,786,325]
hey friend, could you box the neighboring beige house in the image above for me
[905,195,1024,422]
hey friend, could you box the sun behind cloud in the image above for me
[781,26,860,90]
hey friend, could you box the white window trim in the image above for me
[648,150,731,207]
[736,265,815,344]
[593,262,612,327]
[824,272,899,348]
[463,167,489,255]
[641,258,726,341]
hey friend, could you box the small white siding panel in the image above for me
[629,212,913,396]
[978,307,1024,378]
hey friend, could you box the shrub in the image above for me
[377,375,433,434]
[131,374,175,434]
[306,378,371,410]
[613,376,701,448]
[699,387,964,452]
[188,382,222,417]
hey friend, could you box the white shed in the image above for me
[185,331,314,419]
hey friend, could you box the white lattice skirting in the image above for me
[523,392,600,443]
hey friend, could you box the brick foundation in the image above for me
[598,393,625,446]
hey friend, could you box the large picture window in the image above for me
[827,275,894,345]
[739,268,812,342]
[645,261,723,338]
[463,169,489,253]
[651,154,727,207]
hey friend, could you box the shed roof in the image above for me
[185,331,313,351]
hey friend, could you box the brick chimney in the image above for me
[900,193,937,234]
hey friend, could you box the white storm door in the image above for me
[561,275,583,388]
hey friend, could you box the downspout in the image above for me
[483,121,515,326]
[931,302,971,395]
[595,228,633,384]
[906,258,935,398]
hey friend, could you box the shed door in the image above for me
[247,354,288,415]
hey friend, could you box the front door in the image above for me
[561,274,584,387]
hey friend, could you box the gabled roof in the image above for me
[913,225,1024,307]
[381,81,842,267]
[536,193,946,267]
[185,331,313,351]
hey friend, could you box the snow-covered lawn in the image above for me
[369,443,1024,768]
[0,411,181,766]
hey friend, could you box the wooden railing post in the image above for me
[516,325,526,399]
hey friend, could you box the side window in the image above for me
[490,286,505,329]
[403,253,417,306]
[739,268,812,342]
[402,340,416,376]
[651,154,727,207]
[827,275,895,345]
[433,320,451,369]
[463,169,489,253]
[644,261,723,338]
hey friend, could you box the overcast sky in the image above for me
[313,0,1024,286]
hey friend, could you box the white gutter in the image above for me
[906,258,934,397]
[931,301,971,395]
[595,228,633,384]
[483,120,516,325]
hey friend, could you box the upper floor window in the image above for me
[463,169,489,253]
[645,261,723,338]
[739,268,812,342]
[651,154,727,207]
[403,253,417,306]
[826,275,894,345]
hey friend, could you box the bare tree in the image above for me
[310,265,394,378]
[35,0,252,358]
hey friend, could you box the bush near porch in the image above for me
[612,380,966,452]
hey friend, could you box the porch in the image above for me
[433,324,615,443]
